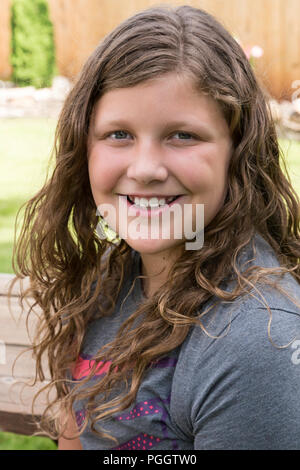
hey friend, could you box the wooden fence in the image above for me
[0,273,53,437]
[0,0,300,104]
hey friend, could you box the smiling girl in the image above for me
[9,5,300,450]
[88,72,232,297]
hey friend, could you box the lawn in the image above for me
[279,138,300,195]
[0,117,299,449]
[0,118,57,450]
[0,431,57,450]
[0,118,57,274]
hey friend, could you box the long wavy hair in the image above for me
[8,4,300,443]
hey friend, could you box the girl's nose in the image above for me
[126,142,168,184]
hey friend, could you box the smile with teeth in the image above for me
[127,195,180,208]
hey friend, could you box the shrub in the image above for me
[10,0,57,88]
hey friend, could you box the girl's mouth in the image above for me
[125,195,183,216]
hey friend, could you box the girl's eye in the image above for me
[173,132,194,140]
[109,130,130,140]
[106,130,196,141]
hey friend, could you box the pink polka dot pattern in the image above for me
[116,398,162,422]
[75,409,87,429]
[113,432,161,450]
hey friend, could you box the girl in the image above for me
[9,5,300,450]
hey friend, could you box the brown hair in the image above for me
[8,4,300,443]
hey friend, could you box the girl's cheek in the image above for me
[179,162,211,191]
[88,147,122,190]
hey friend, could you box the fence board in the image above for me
[0,296,40,346]
[0,410,42,436]
[0,344,50,380]
[0,0,12,80]
[0,273,53,435]
[1,0,300,100]
[0,375,52,415]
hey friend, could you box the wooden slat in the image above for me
[1,0,300,100]
[0,294,41,346]
[0,375,54,415]
[0,344,50,380]
[47,0,300,101]
[0,273,55,436]
[0,0,12,80]
[0,410,43,436]
[0,273,31,296]
[0,338,52,416]
[0,376,58,438]
[0,273,71,441]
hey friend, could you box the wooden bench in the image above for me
[0,272,55,439]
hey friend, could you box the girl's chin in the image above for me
[122,236,185,253]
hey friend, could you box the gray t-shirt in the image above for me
[70,234,300,450]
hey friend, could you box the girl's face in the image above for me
[87,72,233,256]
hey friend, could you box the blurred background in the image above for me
[0,0,299,450]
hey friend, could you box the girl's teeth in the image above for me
[139,197,168,207]
[129,196,177,207]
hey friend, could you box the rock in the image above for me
[0,76,73,118]
[282,116,300,132]
[292,98,300,114]
[8,96,35,106]
[0,86,35,102]
[51,76,72,100]
[290,111,300,124]
[268,99,281,122]
[34,88,53,101]
[0,80,15,89]
[279,100,295,120]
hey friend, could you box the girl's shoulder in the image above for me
[179,232,300,363]
[171,234,300,448]
[223,232,300,305]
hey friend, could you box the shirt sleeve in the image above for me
[191,307,300,450]
[171,293,300,450]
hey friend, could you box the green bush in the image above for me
[10,0,57,88]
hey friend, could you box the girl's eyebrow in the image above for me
[95,119,215,137]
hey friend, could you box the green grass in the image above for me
[0,118,56,275]
[0,431,57,450]
[279,139,300,194]
[0,118,299,449]
[0,118,58,450]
